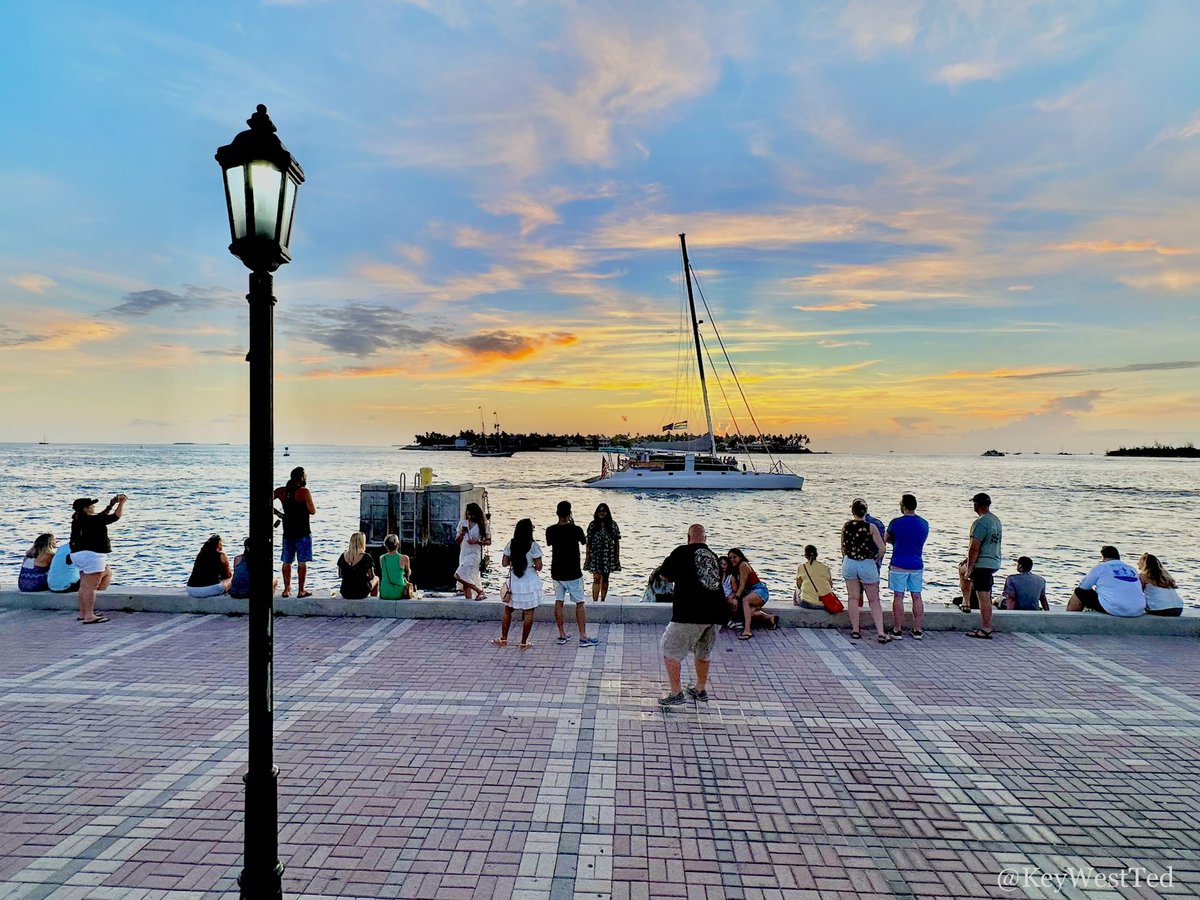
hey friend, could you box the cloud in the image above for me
[1042,390,1107,414]
[818,339,870,348]
[0,320,124,351]
[109,285,239,317]
[796,301,876,312]
[8,274,56,294]
[837,0,921,58]
[455,330,577,363]
[1153,112,1200,145]
[1053,239,1193,256]
[1007,284,1033,292]
[1005,360,1200,380]
[286,303,442,357]
[934,61,1008,86]
[594,207,868,252]
[1118,270,1200,292]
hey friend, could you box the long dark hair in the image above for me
[591,503,616,535]
[285,467,306,503]
[465,502,488,540]
[509,518,534,577]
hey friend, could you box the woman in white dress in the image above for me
[454,502,490,600]
[492,518,543,650]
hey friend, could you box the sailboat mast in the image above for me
[679,233,717,457]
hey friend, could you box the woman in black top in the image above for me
[69,494,126,625]
[337,532,378,600]
[841,498,888,643]
[186,534,233,598]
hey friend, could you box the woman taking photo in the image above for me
[69,494,126,625]
[842,498,889,643]
[584,503,621,602]
[454,502,490,600]
[492,518,543,650]
[337,532,379,600]
[186,534,233,598]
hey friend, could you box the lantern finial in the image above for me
[247,104,276,134]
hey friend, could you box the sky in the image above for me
[2,0,1199,453]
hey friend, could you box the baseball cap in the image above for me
[73,497,99,511]
[970,492,991,505]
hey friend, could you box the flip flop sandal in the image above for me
[297,591,313,598]
[518,642,533,651]
[877,633,893,644]
[490,638,508,647]
[281,591,291,598]
[850,631,862,640]
[82,615,110,624]
[965,629,993,639]
[737,632,753,641]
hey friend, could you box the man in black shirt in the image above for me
[657,524,727,707]
[545,501,596,647]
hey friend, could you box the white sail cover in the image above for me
[634,436,713,453]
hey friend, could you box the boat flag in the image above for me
[601,457,611,478]
[661,421,688,432]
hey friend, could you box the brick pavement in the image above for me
[0,608,1197,899]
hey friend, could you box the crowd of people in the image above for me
[13,473,1188,644]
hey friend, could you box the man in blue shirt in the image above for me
[885,494,930,639]
[1002,557,1048,611]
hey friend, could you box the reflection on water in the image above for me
[2,443,1196,607]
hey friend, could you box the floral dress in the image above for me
[584,521,621,575]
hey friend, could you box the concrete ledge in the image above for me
[2,589,1198,636]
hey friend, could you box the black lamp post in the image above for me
[216,104,304,900]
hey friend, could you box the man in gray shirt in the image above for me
[1002,557,1048,611]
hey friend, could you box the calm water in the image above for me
[2,443,1196,606]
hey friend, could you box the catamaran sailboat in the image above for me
[584,234,803,491]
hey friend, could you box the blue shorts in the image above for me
[281,535,313,564]
[553,578,586,603]
[746,583,770,604]
[842,557,880,585]
[888,568,923,594]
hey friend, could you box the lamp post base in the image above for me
[238,863,285,899]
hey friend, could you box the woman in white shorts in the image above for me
[841,498,889,643]
[186,534,233,598]
[492,518,543,650]
[69,494,127,624]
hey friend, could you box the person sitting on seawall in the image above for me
[18,533,56,592]
[185,534,233,598]
[794,545,833,611]
[48,540,80,594]
[378,534,414,600]
[727,547,779,638]
[337,532,379,600]
[228,538,278,600]
[70,494,126,625]
[1002,557,1048,611]
[1139,553,1184,617]
[1067,545,1144,617]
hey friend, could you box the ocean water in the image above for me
[2,443,1197,607]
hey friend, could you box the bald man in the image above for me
[657,524,729,707]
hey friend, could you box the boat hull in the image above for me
[584,470,803,490]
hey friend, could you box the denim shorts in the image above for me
[888,568,923,594]
[746,583,770,604]
[842,557,880,585]
[281,535,313,564]
[553,577,586,603]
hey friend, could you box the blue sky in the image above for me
[2,0,1199,451]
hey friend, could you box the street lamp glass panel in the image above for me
[280,175,297,250]
[225,166,248,240]
[249,162,283,240]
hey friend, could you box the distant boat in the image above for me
[470,409,515,458]
[981,449,1006,457]
[585,234,802,491]
[37,434,48,445]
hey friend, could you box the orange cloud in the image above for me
[1053,239,1193,256]
[8,273,56,294]
[795,300,876,312]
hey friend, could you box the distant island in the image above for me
[406,430,814,454]
[1106,442,1199,458]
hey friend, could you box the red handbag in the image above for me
[819,592,844,614]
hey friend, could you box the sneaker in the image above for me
[911,629,924,640]
[685,685,709,702]
[579,637,599,647]
[658,692,687,708]
[889,627,903,640]
[556,635,569,645]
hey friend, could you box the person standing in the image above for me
[962,492,1002,639]
[584,503,621,602]
[546,501,596,647]
[273,466,315,598]
[454,502,490,600]
[886,494,929,639]
[492,518,543,650]
[69,494,126,625]
[1002,557,1048,611]
[657,524,728,707]
[842,499,889,643]
[863,503,887,573]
